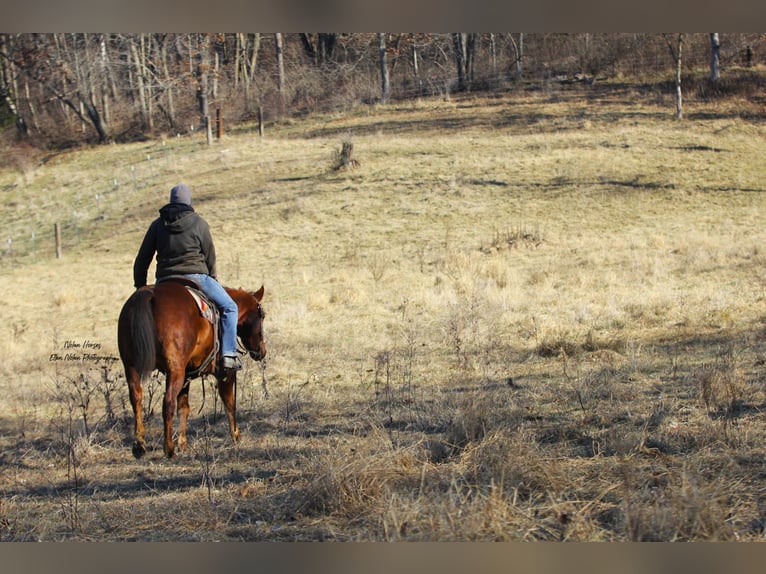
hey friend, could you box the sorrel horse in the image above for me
[117,279,266,458]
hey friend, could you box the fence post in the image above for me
[216,108,223,139]
[258,106,264,138]
[54,223,62,258]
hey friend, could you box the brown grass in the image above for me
[2,84,766,540]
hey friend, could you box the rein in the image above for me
[239,340,270,400]
[196,300,268,416]
[198,342,268,416]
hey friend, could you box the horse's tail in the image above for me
[125,288,157,380]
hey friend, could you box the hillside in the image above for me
[1,86,766,540]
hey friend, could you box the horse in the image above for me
[117,279,266,458]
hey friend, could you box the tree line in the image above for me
[0,33,762,148]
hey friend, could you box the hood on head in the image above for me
[169,184,192,206]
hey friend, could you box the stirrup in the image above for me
[222,355,242,370]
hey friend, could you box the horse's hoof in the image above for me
[132,443,146,459]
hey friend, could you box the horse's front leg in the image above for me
[217,370,240,443]
[126,367,147,459]
[162,369,186,458]
[177,382,191,453]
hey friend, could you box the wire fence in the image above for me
[0,137,192,266]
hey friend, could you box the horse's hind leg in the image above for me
[177,382,191,453]
[126,367,147,458]
[162,369,186,458]
[217,371,241,443]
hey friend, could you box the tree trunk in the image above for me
[453,33,467,91]
[334,140,359,170]
[84,99,110,142]
[275,33,285,99]
[237,32,261,107]
[24,78,38,132]
[509,33,524,80]
[299,33,337,67]
[197,33,210,124]
[249,33,261,85]
[452,32,477,91]
[77,34,111,142]
[489,33,497,75]
[299,33,316,64]
[465,33,477,86]
[98,34,110,125]
[674,34,683,119]
[234,33,242,86]
[320,33,337,65]
[213,50,219,99]
[0,34,27,136]
[664,33,685,119]
[411,34,422,94]
[143,35,154,131]
[159,35,176,129]
[129,35,149,129]
[379,33,390,103]
[709,33,720,83]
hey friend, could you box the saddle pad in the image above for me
[185,287,217,324]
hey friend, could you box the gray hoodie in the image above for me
[133,203,217,287]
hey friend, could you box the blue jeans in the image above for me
[187,274,238,357]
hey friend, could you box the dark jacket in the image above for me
[133,203,217,288]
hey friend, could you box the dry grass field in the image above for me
[1,80,766,541]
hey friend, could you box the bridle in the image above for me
[237,302,265,360]
[237,302,269,398]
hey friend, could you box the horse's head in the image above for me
[236,285,267,362]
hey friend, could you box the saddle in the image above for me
[158,276,221,378]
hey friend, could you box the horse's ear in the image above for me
[253,285,265,301]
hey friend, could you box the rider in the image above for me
[133,183,242,370]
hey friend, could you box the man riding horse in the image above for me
[132,183,242,371]
[120,183,266,458]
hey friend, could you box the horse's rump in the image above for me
[118,287,157,380]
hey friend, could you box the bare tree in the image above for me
[235,32,260,96]
[79,42,111,142]
[48,33,111,142]
[409,34,424,94]
[299,33,337,67]
[195,33,214,143]
[156,33,177,129]
[6,32,766,148]
[84,33,113,140]
[674,34,684,120]
[509,33,524,80]
[235,32,261,111]
[128,34,150,130]
[0,33,27,136]
[275,33,285,98]
[452,33,478,91]
[379,33,390,102]
[453,33,468,91]
[710,33,720,83]
[197,33,211,123]
[665,33,684,119]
